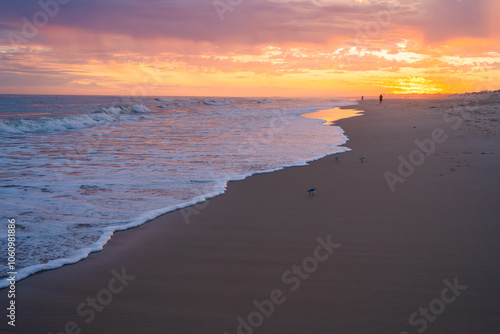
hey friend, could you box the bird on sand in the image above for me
[334,157,340,162]
[307,188,317,196]
[359,157,365,163]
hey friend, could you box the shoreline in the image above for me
[2,97,500,333]
[0,101,358,289]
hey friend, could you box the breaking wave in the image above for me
[0,104,152,135]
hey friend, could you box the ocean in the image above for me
[0,95,357,286]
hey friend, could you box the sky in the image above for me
[0,0,499,97]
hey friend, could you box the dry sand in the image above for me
[2,96,500,334]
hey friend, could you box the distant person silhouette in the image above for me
[379,94,383,104]
[361,96,364,101]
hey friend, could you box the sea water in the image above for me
[0,95,356,286]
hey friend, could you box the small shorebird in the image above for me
[334,157,340,162]
[359,157,365,163]
[307,188,317,196]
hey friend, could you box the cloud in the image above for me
[0,0,499,95]
[0,0,425,49]
[1,0,498,50]
[421,0,494,43]
[70,81,103,89]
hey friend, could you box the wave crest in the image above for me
[0,104,152,135]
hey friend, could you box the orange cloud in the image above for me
[0,0,499,96]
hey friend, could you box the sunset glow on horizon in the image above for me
[1,0,499,97]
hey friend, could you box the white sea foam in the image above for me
[0,96,358,287]
[254,99,273,104]
[202,99,233,106]
[0,104,152,134]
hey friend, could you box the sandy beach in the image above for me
[2,96,500,334]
